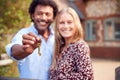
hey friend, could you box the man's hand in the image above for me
[22,32,40,55]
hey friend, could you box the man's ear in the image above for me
[31,14,34,20]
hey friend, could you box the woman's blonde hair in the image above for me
[50,7,84,69]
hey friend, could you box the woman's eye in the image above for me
[68,21,72,24]
[59,22,64,24]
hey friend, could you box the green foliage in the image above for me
[0,0,32,35]
[0,0,32,53]
[0,66,10,76]
[0,62,19,78]
[0,0,32,77]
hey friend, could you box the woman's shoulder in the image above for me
[74,39,89,47]
[72,39,90,55]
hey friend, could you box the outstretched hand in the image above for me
[22,32,41,54]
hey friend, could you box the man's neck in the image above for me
[38,29,50,41]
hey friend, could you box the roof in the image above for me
[68,1,85,20]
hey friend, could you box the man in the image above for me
[6,0,58,79]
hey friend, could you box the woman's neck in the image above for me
[64,38,72,47]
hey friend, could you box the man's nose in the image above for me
[41,14,47,20]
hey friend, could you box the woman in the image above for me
[50,7,94,80]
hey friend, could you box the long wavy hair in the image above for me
[50,7,84,70]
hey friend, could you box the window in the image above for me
[68,0,75,1]
[85,20,97,40]
[104,18,120,40]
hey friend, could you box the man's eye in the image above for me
[46,13,51,16]
[37,12,42,15]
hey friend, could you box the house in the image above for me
[55,0,120,60]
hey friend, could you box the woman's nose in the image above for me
[64,23,69,27]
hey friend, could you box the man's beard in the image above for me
[34,19,53,31]
[38,19,53,25]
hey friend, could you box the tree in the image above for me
[0,0,32,77]
[0,0,32,54]
[0,0,32,36]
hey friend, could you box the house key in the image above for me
[38,39,41,56]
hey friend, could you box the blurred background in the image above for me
[0,0,31,78]
[0,0,120,80]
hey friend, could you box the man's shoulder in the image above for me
[18,25,34,33]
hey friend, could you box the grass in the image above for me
[0,33,19,78]
[0,61,19,78]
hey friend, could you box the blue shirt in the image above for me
[5,24,55,80]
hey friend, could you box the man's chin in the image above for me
[35,24,50,31]
[38,27,47,31]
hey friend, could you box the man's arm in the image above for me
[11,44,30,60]
[11,32,40,60]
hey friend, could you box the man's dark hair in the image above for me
[29,0,58,21]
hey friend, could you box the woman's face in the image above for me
[58,12,76,40]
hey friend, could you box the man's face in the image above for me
[32,5,54,31]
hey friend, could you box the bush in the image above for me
[0,0,32,77]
